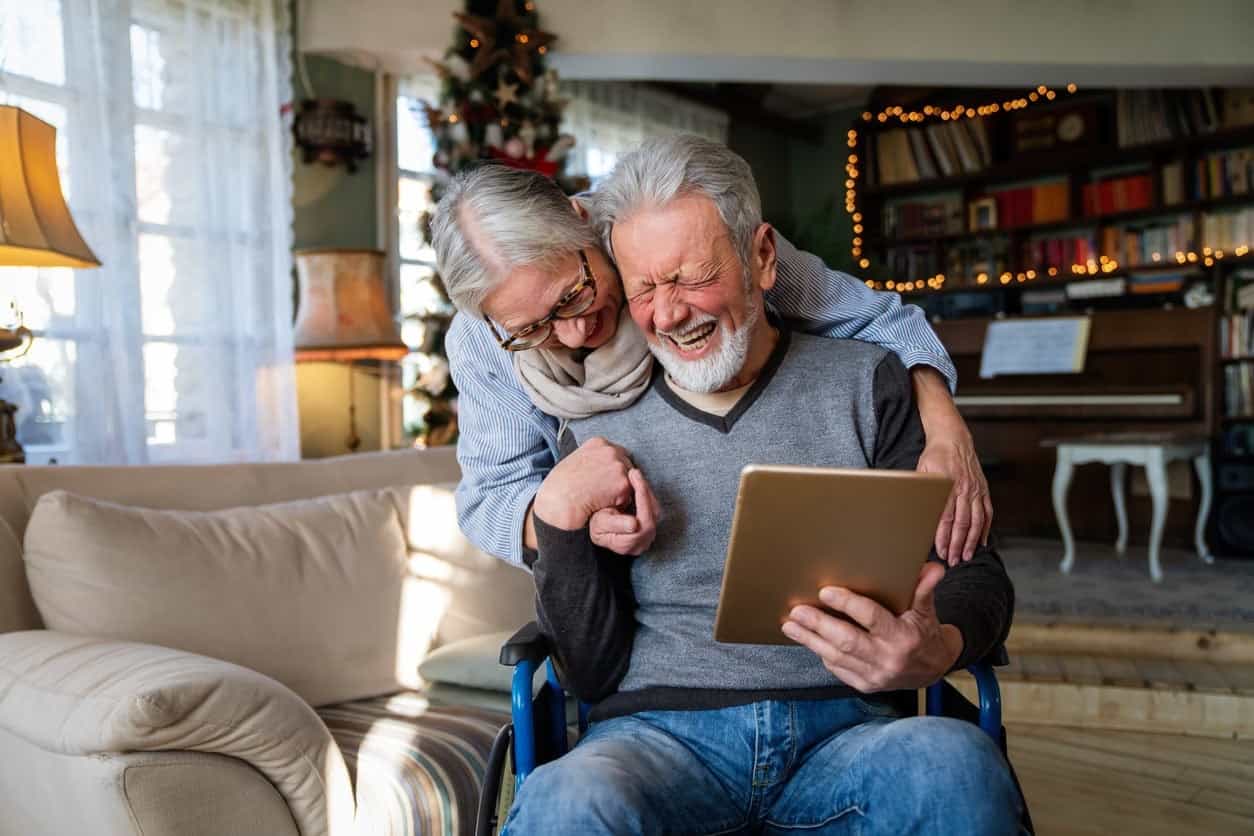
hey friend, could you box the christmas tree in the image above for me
[404,0,578,448]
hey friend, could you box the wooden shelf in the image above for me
[862,124,1254,199]
[1221,357,1254,365]
[873,195,1254,249]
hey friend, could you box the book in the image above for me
[945,121,981,173]
[907,129,939,180]
[924,125,958,177]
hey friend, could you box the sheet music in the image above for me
[979,317,1091,378]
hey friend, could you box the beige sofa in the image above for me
[0,448,536,836]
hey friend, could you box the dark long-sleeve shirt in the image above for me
[532,328,1013,720]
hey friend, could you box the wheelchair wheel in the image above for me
[476,723,517,836]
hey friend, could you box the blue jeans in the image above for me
[502,697,1023,835]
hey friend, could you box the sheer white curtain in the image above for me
[562,81,730,184]
[0,0,298,464]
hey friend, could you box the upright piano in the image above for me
[934,307,1215,546]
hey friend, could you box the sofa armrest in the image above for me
[0,724,300,836]
[0,631,354,836]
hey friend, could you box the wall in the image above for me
[304,0,1254,87]
[290,11,390,457]
[730,107,863,277]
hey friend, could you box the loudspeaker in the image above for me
[1210,494,1254,557]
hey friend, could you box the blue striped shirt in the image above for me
[445,233,957,566]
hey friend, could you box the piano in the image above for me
[933,307,1215,546]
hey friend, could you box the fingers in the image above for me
[910,561,946,618]
[945,486,973,568]
[589,508,639,536]
[630,469,661,529]
[934,491,956,565]
[816,586,887,635]
[960,491,985,562]
[981,493,994,546]
[781,613,876,679]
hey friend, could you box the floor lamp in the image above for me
[0,105,101,463]
[293,248,408,452]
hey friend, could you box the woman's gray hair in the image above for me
[590,134,763,271]
[430,165,597,316]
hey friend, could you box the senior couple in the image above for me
[434,135,1022,834]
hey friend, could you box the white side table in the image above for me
[1047,434,1214,583]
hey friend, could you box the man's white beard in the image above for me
[652,304,760,394]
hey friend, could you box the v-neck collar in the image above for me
[653,326,792,434]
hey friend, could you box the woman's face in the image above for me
[481,245,625,352]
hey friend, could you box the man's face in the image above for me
[611,195,775,393]
[480,245,624,352]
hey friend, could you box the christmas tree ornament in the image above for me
[494,79,520,108]
[518,120,537,157]
[504,136,526,158]
[484,122,504,149]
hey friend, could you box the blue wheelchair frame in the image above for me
[500,623,1004,793]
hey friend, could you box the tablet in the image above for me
[713,465,953,645]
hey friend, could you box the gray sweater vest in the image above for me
[561,328,920,696]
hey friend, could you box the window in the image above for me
[395,75,454,444]
[0,0,298,464]
[562,81,730,185]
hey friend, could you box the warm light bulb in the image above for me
[853,224,863,234]
[862,112,873,121]
[852,237,862,246]
[1216,250,1226,259]
[886,281,896,290]
[1151,252,1161,261]
[878,114,888,123]
[1037,85,1048,95]
[538,46,547,54]
[1046,90,1056,100]
[470,38,480,48]
[852,213,863,223]
[1029,92,1039,102]
[859,258,870,268]
[1048,267,1058,276]
[977,273,989,284]
[1205,257,1215,266]
[517,34,529,43]
[1067,83,1077,93]
[1027,270,1036,279]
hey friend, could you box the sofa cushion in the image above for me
[317,691,508,836]
[418,630,516,693]
[23,488,413,707]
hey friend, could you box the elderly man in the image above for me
[433,155,991,570]
[491,136,1022,835]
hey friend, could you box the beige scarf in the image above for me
[512,308,654,420]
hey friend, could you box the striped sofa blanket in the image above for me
[318,691,509,836]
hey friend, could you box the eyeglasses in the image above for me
[484,250,599,352]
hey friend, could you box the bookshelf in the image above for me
[1212,263,1254,556]
[856,88,1254,310]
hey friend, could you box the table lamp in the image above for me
[293,248,408,452]
[0,105,101,463]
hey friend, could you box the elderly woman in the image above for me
[430,141,991,566]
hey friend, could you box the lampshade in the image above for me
[0,106,100,269]
[293,248,408,361]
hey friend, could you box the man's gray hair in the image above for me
[430,165,597,316]
[590,134,763,270]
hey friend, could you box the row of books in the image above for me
[1116,89,1254,148]
[1223,362,1254,419]
[1096,218,1195,267]
[884,245,945,279]
[1201,208,1254,252]
[1220,312,1254,359]
[1019,234,1099,271]
[873,119,992,185]
[1082,173,1153,216]
[985,180,1069,229]
[1164,148,1254,203]
[882,196,964,238]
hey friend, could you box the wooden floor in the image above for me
[1010,723,1254,835]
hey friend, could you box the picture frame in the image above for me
[969,196,998,231]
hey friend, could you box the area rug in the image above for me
[1000,537,1254,633]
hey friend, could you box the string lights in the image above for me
[850,84,1084,291]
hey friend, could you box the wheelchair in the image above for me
[476,622,1032,836]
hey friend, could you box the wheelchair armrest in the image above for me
[987,645,1010,667]
[499,621,551,667]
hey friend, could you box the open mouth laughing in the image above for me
[661,320,717,355]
